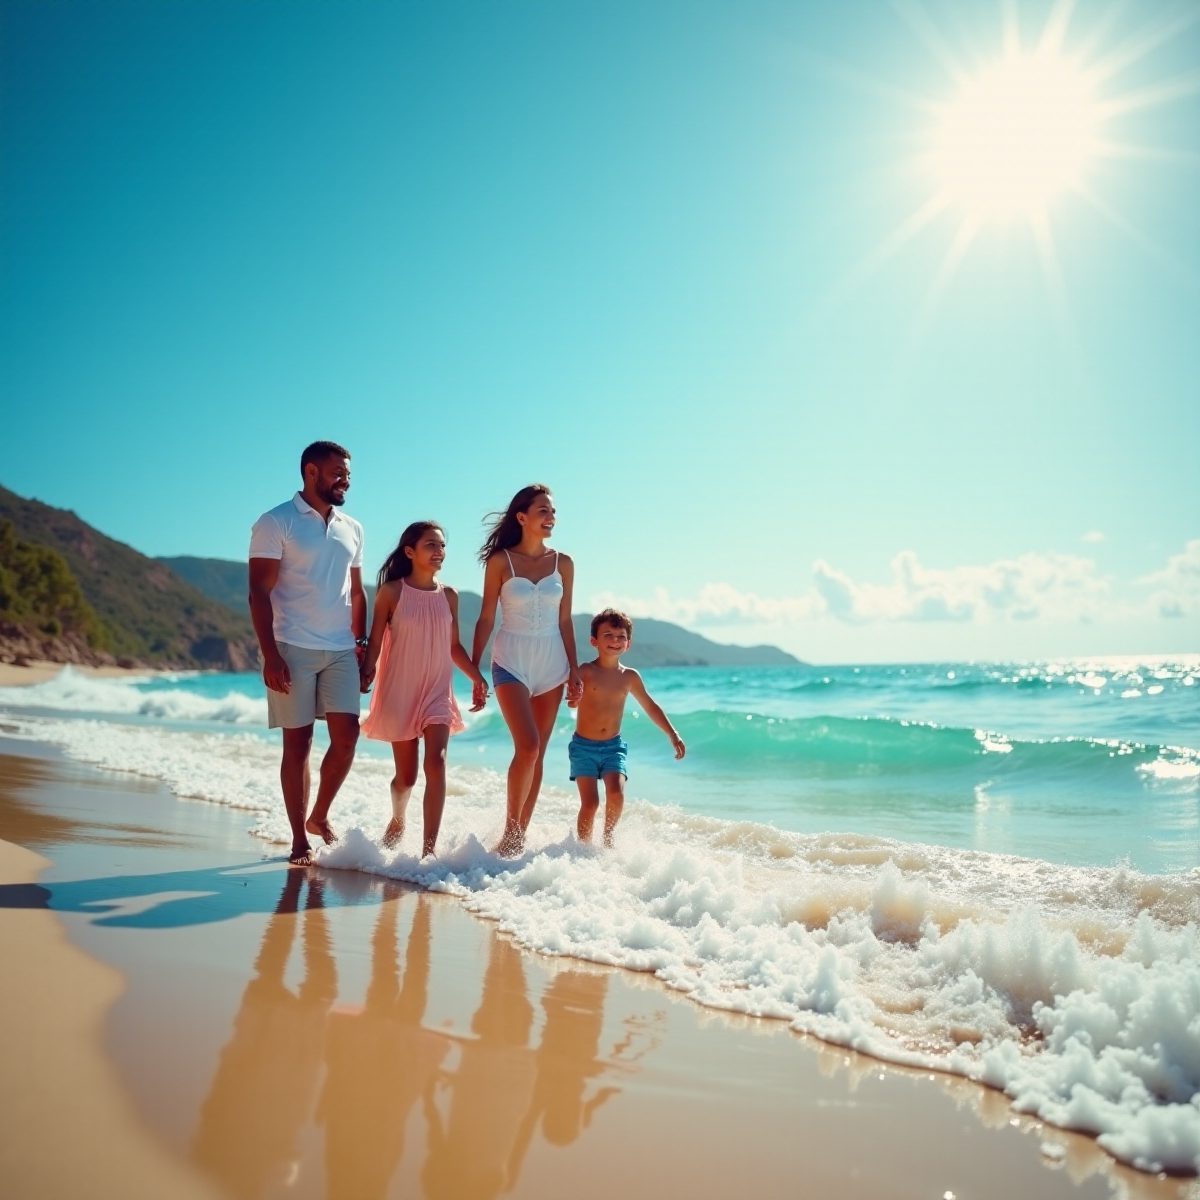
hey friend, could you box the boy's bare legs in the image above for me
[602,772,625,849]
[494,683,564,856]
[421,725,451,857]
[576,777,600,843]
[305,712,360,845]
[384,738,420,848]
[281,724,314,864]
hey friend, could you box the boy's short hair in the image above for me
[591,608,633,639]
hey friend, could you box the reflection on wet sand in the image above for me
[319,886,448,1200]
[513,972,617,1159]
[191,873,639,1200]
[193,871,336,1197]
[423,936,536,1200]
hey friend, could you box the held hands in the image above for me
[670,731,686,760]
[360,664,376,694]
[470,673,489,712]
[566,670,584,708]
[262,652,291,694]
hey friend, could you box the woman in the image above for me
[472,485,582,855]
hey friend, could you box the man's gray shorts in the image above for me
[267,643,361,729]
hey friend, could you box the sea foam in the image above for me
[4,711,1199,1175]
[0,667,266,725]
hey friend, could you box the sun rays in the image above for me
[848,0,1199,364]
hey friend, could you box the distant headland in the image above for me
[0,485,801,671]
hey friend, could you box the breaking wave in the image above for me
[4,711,1198,1176]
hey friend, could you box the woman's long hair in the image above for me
[477,484,551,564]
[378,521,443,587]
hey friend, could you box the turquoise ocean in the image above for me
[2,656,1199,1172]
[2,657,1195,872]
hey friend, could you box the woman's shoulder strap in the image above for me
[503,549,515,572]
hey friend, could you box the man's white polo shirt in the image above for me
[249,493,365,651]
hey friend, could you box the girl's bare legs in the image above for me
[383,739,419,848]
[420,724,450,857]
[494,682,564,856]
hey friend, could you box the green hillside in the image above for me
[163,555,801,669]
[157,556,251,612]
[0,519,108,661]
[0,486,258,669]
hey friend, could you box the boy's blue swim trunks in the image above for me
[568,732,628,780]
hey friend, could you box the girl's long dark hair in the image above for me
[477,484,551,564]
[378,521,443,587]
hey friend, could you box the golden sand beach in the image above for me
[0,738,1193,1200]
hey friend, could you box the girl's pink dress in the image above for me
[362,581,465,743]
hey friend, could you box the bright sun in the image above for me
[932,52,1100,221]
[843,1,1192,350]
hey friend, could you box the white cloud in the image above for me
[1137,539,1200,618]
[811,550,1112,624]
[596,550,1114,627]
[598,543,1200,631]
[589,583,824,627]
[1082,530,1106,543]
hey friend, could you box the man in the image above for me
[249,441,367,865]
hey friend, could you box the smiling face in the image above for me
[516,492,556,541]
[591,620,631,658]
[307,455,351,507]
[404,526,447,574]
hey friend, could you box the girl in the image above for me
[471,485,582,856]
[361,521,488,857]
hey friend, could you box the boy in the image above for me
[567,608,685,847]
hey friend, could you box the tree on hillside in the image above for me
[0,520,108,647]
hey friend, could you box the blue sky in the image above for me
[2,1,1197,662]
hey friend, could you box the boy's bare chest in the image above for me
[583,671,629,706]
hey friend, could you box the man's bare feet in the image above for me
[305,816,337,846]
[288,844,313,867]
[382,817,404,849]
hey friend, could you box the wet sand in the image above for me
[0,738,1194,1200]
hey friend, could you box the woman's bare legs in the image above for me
[494,682,564,856]
[522,688,563,830]
[383,739,419,848]
[420,724,450,857]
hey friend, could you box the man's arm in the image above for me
[350,567,367,658]
[628,671,685,759]
[249,557,290,693]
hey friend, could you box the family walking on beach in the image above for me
[249,440,685,867]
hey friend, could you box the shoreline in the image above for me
[0,735,1192,1198]
[0,661,181,687]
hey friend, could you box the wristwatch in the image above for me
[355,637,369,648]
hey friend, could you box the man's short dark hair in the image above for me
[300,441,351,477]
[591,608,633,638]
